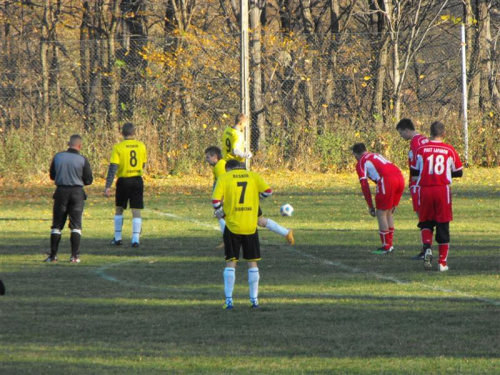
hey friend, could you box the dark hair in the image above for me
[122,122,135,136]
[351,143,367,155]
[430,121,445,137]
[204,146,222,159]
[225,159,244,171]
[396,118,415,131]
[68,134,82,147]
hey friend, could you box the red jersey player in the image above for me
[396,118,429,259]
[412,121,463,272]
[352,143,405,254]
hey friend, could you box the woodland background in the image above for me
[0,0,499,180]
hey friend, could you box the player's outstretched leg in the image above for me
[0,279,5,295]
[259,217,294,245]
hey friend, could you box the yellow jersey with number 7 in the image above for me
[110,139,148,178]
[213,169,270,235]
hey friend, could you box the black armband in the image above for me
[451,170,463,178]
[410,168,419,177]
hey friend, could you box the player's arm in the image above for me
[359,178,375,216]
[104,163,119,197]
[49,157,56,181]
[83,157,93,186]
[212,180,225,218]
[451,150,463,178]
[232,135,252,159]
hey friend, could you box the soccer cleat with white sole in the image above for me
[423,248,433,270]
[438,264,449,272]
[70,256,81,263]
[110,239,123,246]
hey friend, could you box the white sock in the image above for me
[132,218,142,243]
[114,215,123,241]
[218,218,226,233]
[265,219,289,237]
[223,267,236,304]
[248,268,260,305]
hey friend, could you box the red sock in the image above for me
[388,227,394,247]
[438,243,449,265]
[421,228,433,247]
[379,231,390,250]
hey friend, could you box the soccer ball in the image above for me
[280,204,294,217]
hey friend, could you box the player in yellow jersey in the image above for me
[104,123,147,247]
[204,146,227,234]
[222,113,253,162]
[205,146,294,245]
[212,160,273,309]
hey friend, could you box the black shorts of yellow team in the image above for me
[258,207,263,218]
[223,227,261,262]
[116,176,144,209]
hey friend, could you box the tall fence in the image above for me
[0,22,498,179]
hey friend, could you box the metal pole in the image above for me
[240,0,250,169]
[461,23,469,166]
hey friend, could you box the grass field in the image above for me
[1,169,499,374]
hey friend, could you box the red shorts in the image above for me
[375,173,405,210]
[418,185,453,223]
[410,185,420,212]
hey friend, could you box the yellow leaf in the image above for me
[202,124,207,129]
[364,76,372,81]
[419,74,425,79]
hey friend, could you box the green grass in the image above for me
[1,169,499,374]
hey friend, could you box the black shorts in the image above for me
[52,186,86,230]
[258,207,263,218]
[116,176,144,209]
[223,227,261,262]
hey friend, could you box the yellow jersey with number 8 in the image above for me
[110,139,147,178]
[213,169,270,235]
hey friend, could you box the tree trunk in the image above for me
[299,0,316,136]
[118,0,147,120]
[41,0,52,128]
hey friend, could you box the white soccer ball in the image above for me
[280,203,294,217]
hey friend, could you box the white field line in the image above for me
[147,209,220,230]
[99,209,500,307]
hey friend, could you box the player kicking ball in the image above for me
[352,143,405,254]
[412,121,463,271]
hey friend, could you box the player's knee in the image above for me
[258,217,267,227]
[418,220,436,230]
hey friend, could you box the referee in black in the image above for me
[45,134,93,263]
